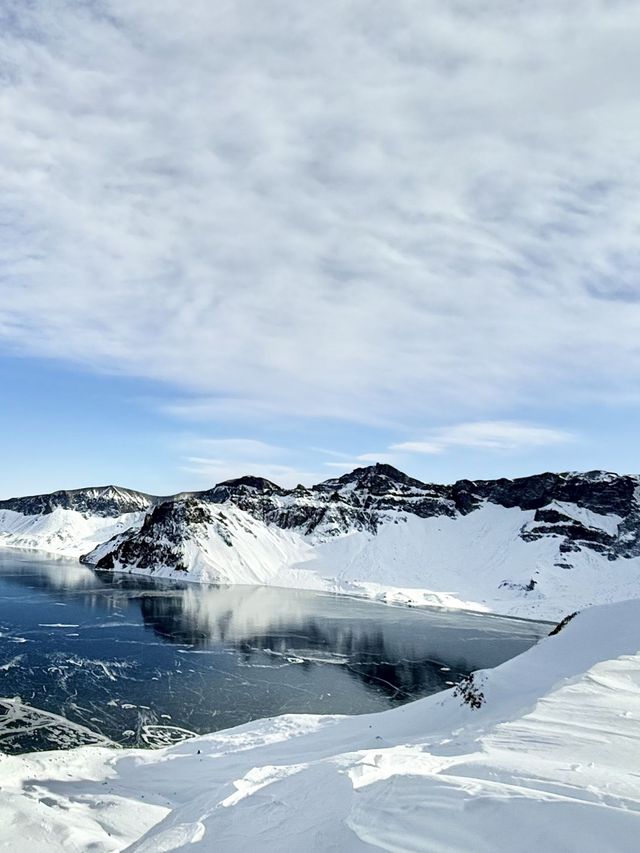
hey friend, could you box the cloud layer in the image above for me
[393,421,574,455]
[180,421,572,487]
[1,0,640,429]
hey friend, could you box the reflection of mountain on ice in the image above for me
[139,584,547,673]
[0,550,102,589]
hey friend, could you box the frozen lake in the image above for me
[0,551,550,752]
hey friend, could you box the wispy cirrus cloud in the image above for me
[185,438,282,459]
[179,437,318,487]
[393,421,575,455]
[323,455,401,472]
[1,0,639,435]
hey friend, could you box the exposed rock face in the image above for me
[87,498,213,572]
[197,466,640,562]
[459,471,637,516]
[200,473,379,536]
[199,464,456,538]
[0,485,154,518]
[312,464,456,522]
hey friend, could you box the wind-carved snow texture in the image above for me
[1,599,639,852]
[3,466,640,619]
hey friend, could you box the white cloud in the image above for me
[322,451,400,472]
[323,462,364,471]
[178,440,400,485]
[182,458,316,488]
[179,437,317,487]
[1,1,640,427]
[356,452,399,464]
[392,442,444,456]
[393,421,574,455]
[187,438,282,459]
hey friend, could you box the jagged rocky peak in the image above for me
[0,484,154,518]
[311,463,456,522]
[7,465,640,570]
[315,463,428,496]
[201,475,283,503]
[84,496,214,571]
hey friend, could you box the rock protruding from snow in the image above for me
[84,497,314,586]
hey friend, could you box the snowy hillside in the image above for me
[0,486,153,557]
[0,507,145,558]
[2,466,640,618]
[1,599,639,852]
[85,498,317,587]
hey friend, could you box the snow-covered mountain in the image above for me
[0,485,154,557]
[2,465,640,618]
[2,598,639,852]
[85,497,316,587]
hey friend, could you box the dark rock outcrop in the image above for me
[0,485,154,518]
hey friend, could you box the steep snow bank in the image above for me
[1,599,639,852]
[309,504,640,619]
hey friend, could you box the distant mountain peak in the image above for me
[0,484,153,517]
[316,462,427,494]
[208,476,282,494]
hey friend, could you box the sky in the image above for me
[1,0,640,498]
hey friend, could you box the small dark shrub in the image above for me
[548,611,579,636]
[453,673,485,710]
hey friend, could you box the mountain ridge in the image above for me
[2,464,640,619]
[2,463,635,515]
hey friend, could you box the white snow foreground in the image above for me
[1,599,639,852]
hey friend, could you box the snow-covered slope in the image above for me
[0,486,153,557]
[0,507,144,558]
[85,498,317,587]
[2,599,639,852]
[308,502,640,619]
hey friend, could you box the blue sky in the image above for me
[1,351,638,499]
[1,1,640,498]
